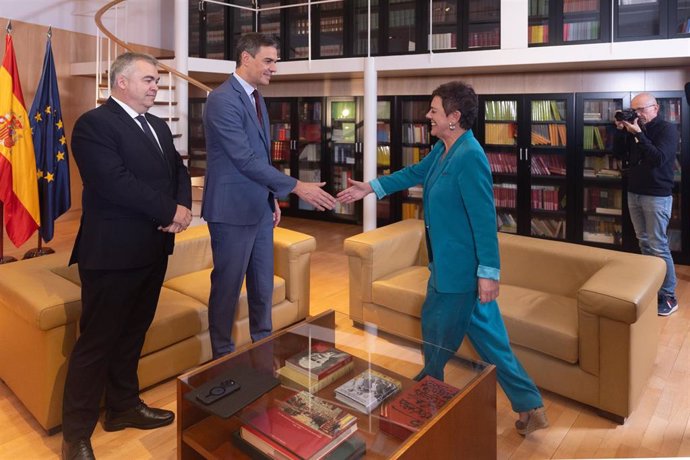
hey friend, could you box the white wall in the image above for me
[1,0,173,50]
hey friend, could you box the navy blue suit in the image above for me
[202,75,296,358]
[63,97,191,441]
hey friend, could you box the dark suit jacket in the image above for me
[69,97,191,270]
[201,75,296,225]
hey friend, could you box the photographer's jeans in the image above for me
[627,192,676,298]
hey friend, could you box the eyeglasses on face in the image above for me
[632,104,656,112]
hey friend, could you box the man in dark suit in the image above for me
[61,52,192,460]
[202,33,335,359]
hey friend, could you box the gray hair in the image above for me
[110,52,158,88]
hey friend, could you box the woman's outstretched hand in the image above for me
[337,178,373,203]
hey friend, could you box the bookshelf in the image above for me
[267,99,294,210]
[399,97,434,221]
[375,98,398,227]
[672,0,690,35]
[188,0,254,60]
[478,94,574,241]
[615,0,668,41]
[529,0,611,46]
[466,0,501,49]
[328,98,362,222]
[187,98,207,177]
[352,0,380,56]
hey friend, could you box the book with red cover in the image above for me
[285,345,352,380]
[378,375,460,440]
[241,391,357,460]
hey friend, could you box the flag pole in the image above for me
[22,26,56,260]
[0,21,17,264]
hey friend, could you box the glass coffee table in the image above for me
[177,310,496,459]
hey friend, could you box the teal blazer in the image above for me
[371,129,500,294]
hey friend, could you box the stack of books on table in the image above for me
[334,369,401,414]
[379,376,460,440]
[277,346,354,393]
[238,391,364,460]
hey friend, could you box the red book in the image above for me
[379,376,460,440]
[285,345,352,380]
[241,392,357,460]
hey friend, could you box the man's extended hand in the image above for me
[292,181,336,211]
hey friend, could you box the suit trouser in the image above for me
[417,284,543,413]
[62,259,168,441]
[207,207,274,359]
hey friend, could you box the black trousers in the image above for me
[62,258,168,441]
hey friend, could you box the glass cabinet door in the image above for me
[578,94,628,247]
[466,0,500,49]
[229,0,257,54]
[530,0,609,46]
[317,1,346,58]
[189,1,201,57]
[203,0,227,59]
[259,1,283,56]
[297,100,325,212]
[286,2,310,59]
[431,0,459,51]
[329,99,360,221]
[482,97,519,233]
[353,0,380,56]
[376,100,393,226]
[654,94,684,253]
[267,101,294,211]
[615,0,666,41]
[399,98,432,220]
[563,0,604,42]
[528,0,550,45]
[673,0,690,35]
[386,0,419,53]
[527,96,571,240]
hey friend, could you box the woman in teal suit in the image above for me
[338,81,548,435]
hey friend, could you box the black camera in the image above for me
[614,109,638,123]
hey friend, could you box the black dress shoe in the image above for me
[103,401,174,432]
[62,438,95,460]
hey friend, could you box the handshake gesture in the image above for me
[292,179,373,209]
[159,204,193,233]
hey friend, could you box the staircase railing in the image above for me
[94,0,212,94]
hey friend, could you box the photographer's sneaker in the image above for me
[658,296,678,316]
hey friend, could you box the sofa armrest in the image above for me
[343,219,425,322]
[274,227,317,321]
[577,255,665,324]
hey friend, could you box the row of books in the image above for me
[300,102,323,122]
[468,29,500,49]
[531,123,567,146]
[563,20,600,41]
[584,187,623,212]
[389,9,416,27]
[584,153,620,172]
[402,202,423,219]
[376,146,391,167]
[563,0,601,13]
[583,125,611,150]
[320,17,344,34]
[583,215,622,244]
[332,167,355,215]
[531,100,565,122]
[529,0,549,16]
[486,152,517,174]
[320,45,344,57]
[531,217,566,239]
[528,24,549,45]
[272,141,290,161]
[377,123,391,143]
[272,124,291,142]
[485,122,517,145]
[429,33,457,50]
[299,144,321,162]
[333,146,356,165]
[497,212,517,233]
[493,183,517,208]
[402,146,430,166]
[583,100,621,121]
[300,124,322,143]
[531,185,563,211]
[402,123,430,144]
[531,153,567,176]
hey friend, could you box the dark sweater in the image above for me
[613,116,678,196]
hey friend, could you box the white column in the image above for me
[501,0,528,50]
[174,0,190,155]
[362,56,377,231]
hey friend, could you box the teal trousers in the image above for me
[415,284,543,413]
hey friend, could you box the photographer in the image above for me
[613,92,679,316]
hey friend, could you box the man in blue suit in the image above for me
[202,33,336,359]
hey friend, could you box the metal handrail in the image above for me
[94,0,212,93]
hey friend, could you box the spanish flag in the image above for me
[0,32,40,247]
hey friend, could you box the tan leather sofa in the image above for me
[0,224,315,433]
[344,219,665,422]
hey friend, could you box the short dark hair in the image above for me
[235,33,279,64]
[431,81,478,130]
[110,52,158,88]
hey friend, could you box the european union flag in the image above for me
[29,32,71,242]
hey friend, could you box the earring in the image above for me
[449,122,456,131]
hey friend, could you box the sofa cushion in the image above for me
[141,287,208,356]
[499,285,578,364]
[163,269,287,320]
[372,266,429,318]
